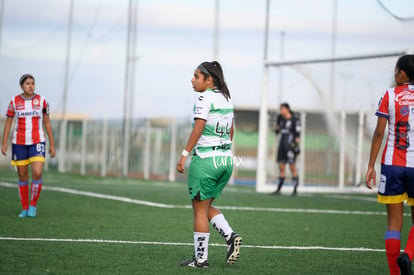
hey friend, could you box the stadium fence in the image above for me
[0,111,377,191]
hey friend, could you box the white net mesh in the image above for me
[255,53,405,189]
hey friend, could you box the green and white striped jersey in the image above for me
[192,88,234,159]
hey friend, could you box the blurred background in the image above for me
[0,0,413,191]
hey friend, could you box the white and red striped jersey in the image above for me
[376,84,414,167]
[6,94,50,145]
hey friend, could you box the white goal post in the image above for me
[256,50,412,193]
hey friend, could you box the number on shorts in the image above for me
[36,143,45,153]
[395,121,410,149]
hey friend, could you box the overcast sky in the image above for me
[0,0,413,118]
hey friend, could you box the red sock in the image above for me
[18,181,29,210]
[385,230,401,275]
[30,180,42,207]
[405,226,414,260]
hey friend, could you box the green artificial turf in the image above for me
[0,170,410,274]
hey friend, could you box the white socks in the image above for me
[210,214,233,241]
[194,232,210,260]
[193,214,233,261]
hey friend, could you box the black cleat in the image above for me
[271,190,281,195]
[397,253,412,275]
[226,232,242,265]
[180,256,209,268]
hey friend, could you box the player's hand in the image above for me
[1,143,7,156]
[365,167,376,189]
[49,145,56,158]
[275,126,280,134]
[176,156,186,173]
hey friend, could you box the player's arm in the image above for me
[1,117,13,156]
[43,114,56,158]
[365,116,387,189]
[275,114,282,134]
[176,118,206,173]
[293,117,301,144]
[230,120,234,141]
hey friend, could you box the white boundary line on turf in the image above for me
[322,194,378,203]
[0,181,405,216]
[0,182,176,209]
[0,237,385,253]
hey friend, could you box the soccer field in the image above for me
[0,170,411,274]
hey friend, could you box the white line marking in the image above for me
[211,206,390,216]
[0,182,176,209]
[0,237,384,252]
[322,194,378,203]
[0,181,406,216]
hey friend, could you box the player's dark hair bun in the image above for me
[19,74,35,86]
[280,102,290,110]
[396,55,414,82]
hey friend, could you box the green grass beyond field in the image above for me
[0,169,411,274]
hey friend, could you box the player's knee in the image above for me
[31,170,43,180]
[17,169,28,180]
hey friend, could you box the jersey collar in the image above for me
[19,93,37,100]
[206,88,220,93]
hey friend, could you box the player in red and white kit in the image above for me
[1,74,56,218]
[366,55,414,275]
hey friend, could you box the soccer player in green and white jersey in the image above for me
[177,61,242,268]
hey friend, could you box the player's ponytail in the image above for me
[396,55,414,82]
[198,61,231,101]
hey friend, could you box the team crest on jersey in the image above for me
[33,98,40,105]
[198,95,204,101]
[400,106,410,116]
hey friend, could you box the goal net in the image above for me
[255,50,411,192]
